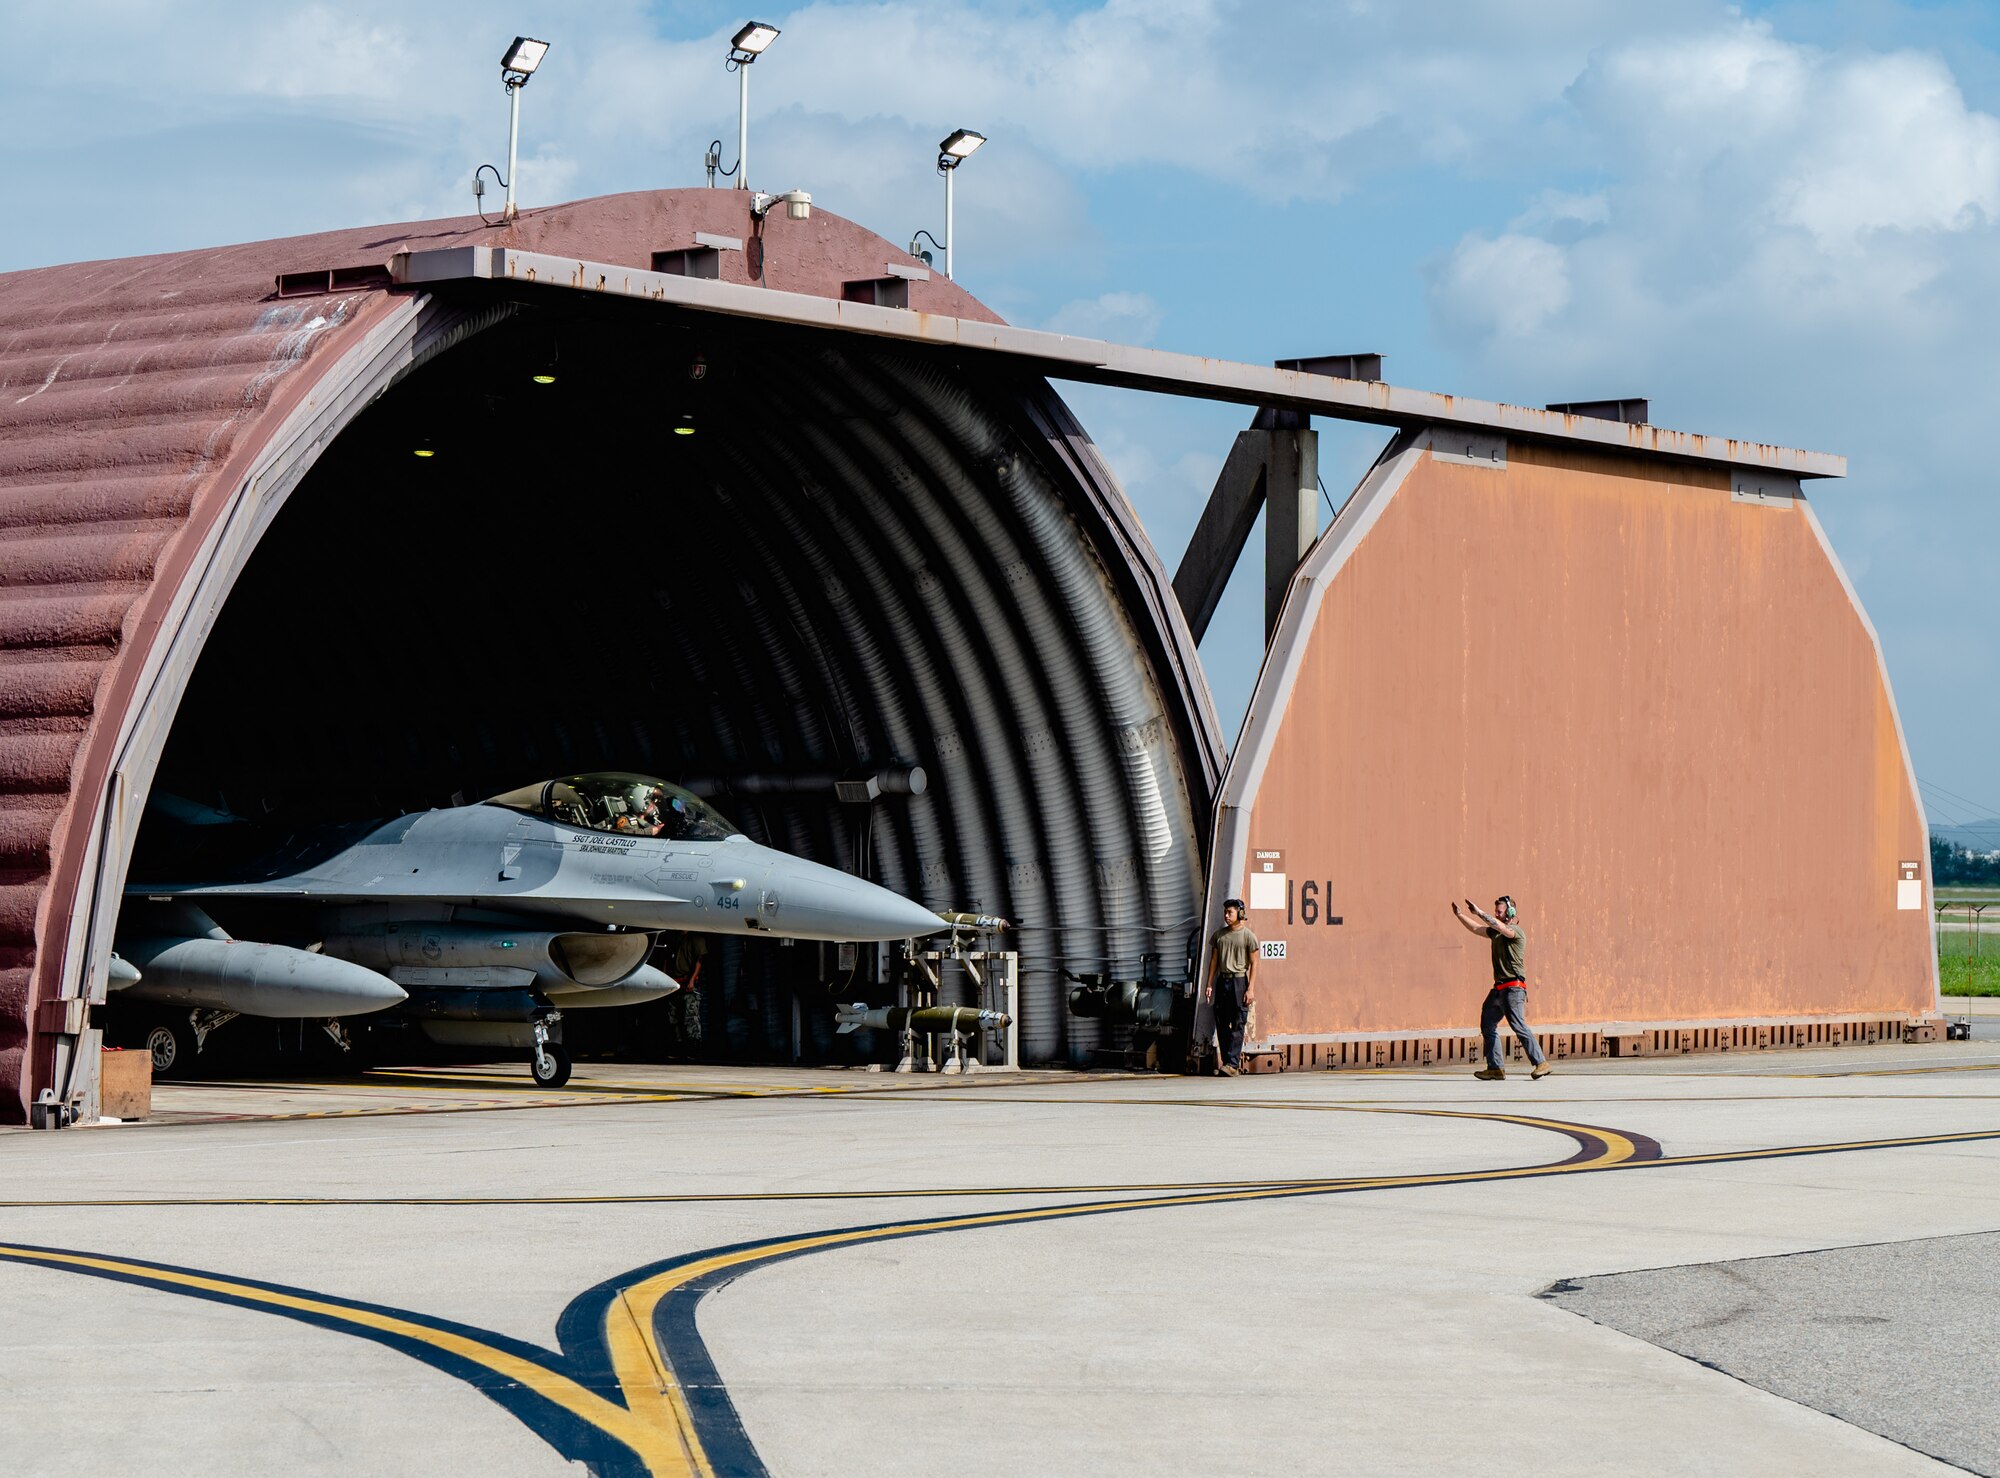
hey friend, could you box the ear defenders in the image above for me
[1495,896,1517,922]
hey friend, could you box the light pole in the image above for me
[728,22,780,192]
[498,37,550,220]
[936,129,985,280]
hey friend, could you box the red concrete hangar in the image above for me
[0,187,1934,1122]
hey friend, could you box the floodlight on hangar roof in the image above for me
[939,128,986,162]
[502,36,549,77]
[730,21,779,57]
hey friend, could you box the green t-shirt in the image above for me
[1212,924,1259,977]
[1489,924,1526,985]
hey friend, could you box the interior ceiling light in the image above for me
[531,372,556,385]
[413,443,437,458]
[674,415,697,436]
[731,21,779,56]
[940,128,986,160]
[502,36,550,75]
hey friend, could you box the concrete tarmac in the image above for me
[4,1044,2000,1475]
[1549,1230,2000,1474]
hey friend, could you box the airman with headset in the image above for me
[1203,897,1259,1077]
[1451,894,1551,1081]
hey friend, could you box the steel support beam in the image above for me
[1258,411,1318,642]
[1175,435,1266,644]
[1173,415,1320,645]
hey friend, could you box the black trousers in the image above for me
[1212,974,1249,1066]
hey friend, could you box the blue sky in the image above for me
[4,1,1998,829]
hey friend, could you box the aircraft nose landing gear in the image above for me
[530,1016,571,1088]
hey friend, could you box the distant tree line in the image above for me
[1933,834,2000,885]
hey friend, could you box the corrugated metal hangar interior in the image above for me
[0,186,1939,1124]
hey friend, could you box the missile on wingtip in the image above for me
[834,1003,1012,1035]
[115,935,407,1018]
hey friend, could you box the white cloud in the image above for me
[1429,19,2000,359]
[232,8,420,102]
[1567,22,2000,253]
[1779,51,2000,247]
[1431,233,1571,340]
[1507,189,1609,239]
[1044,291,1164,344]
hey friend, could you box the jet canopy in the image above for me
[485,773,741,841]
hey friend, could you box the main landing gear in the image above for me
[530,1017,572,1088]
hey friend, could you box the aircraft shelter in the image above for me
[0,188,1938,1122]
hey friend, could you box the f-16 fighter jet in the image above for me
[118,772,946,1085]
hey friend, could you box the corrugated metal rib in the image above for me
[668,340,1204,1060]
[0,266,384,1116]
[0,477,198,532]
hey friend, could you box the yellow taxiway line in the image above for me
[6,1114,1999,1476]
[0,1244,697,1478]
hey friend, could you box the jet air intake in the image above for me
[541,962,682,1007]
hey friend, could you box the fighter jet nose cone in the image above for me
[864,892,948,936]
[895,896,952,937]
[758,851,951,941]
[842,877,948,940]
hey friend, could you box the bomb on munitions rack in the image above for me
[834,1003,1012,1035]
[935,911,1011,933]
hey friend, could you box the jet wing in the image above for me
[126,808,694,913]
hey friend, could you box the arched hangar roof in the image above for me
[0,189,1222,1116]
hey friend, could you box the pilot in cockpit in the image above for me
[635,790,667,836]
